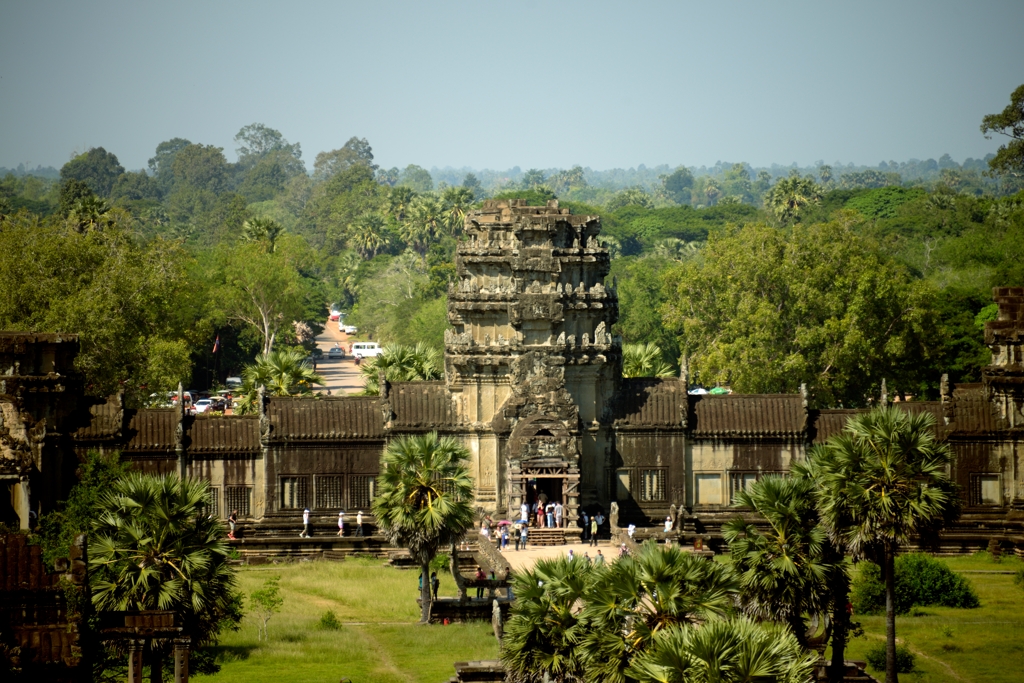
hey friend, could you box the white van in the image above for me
[351,342,382,360]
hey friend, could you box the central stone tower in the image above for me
[445,199,620,526]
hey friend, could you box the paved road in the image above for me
[314,320,365,396]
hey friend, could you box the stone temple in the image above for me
[3,199,1024,553]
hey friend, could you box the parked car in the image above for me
[343,325,358,335]
[225,376,243,388]
[194,399,214,414]
[351,342,382,359]
[327,347,345,360]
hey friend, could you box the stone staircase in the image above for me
[525,527,566,546]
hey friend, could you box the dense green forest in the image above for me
[1,86,1022,408]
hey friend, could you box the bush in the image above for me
[318,609,341,630]
[865,643,916,673]
[851,554,980,615]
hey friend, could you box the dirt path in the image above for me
[315,319,364,395]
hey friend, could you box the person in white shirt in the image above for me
[554,501,563,528]
[664,516,673,533]
[300,508,311,538]
[627,523,636,539]
[337,510,345,537]
[356,510,364,536]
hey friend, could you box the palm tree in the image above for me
[241,217,283,252]
[90,473,240,682]
[385,185,416,222]
[810,406,955,683]
[764,175,822,224]
[577,544,740,683]
[348,212,390,258]
[501,555,595,683]
[371,432,475,623]
[234,347,323,414]
[626,618,816,683]
[402,194,446,253]
[440,186,475,236]
[360,343,443,395]
[722,475,832,645]
[622,342,675,378]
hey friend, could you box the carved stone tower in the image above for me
[445,200,620,524]
[984,287,1024,428]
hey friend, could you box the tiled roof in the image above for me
[612,379,686,428]
[267,396,384,440]
[74,396,123,440]
[189,415,260,453]
[389,382,457,429]
[811,410,865,443]
[948,384,1001,434]
[691,394,806,437]
[123,409,179,453]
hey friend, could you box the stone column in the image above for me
[173,638,190,683]
[15,476,31,530]
[127,639,144,683]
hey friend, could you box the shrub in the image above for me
[318,609,341,630]
[851,554,980,615]
[865,643,915,673]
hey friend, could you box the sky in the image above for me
[1,0,1022,173]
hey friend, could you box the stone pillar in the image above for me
[127,639,144,683]
[173,638,190,683]
[15,477,31,530]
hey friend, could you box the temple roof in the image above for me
[74,397,123,440]
[612,378,686,428]
[124,409,178,453]
[388,381,457,429]
[266,396,384,440]
[189,414,260,453]
[691,394,807,438]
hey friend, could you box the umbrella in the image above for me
[497,520,512,526]
[516,519,529,524]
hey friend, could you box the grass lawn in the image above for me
[205,558,499,683]
[837,553,1024,683]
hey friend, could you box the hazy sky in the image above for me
[1,0,1022,172]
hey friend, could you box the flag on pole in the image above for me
[212,335,220,353]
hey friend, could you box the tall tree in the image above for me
[810,407,955,683]
[234,347,323,414]
[90,473,241,682]
[314,136,377,181]
[764,174,822,224]
[398,164,434,192]
[981,83,1024,176]
[171,144,230,193]
[663,167,694,205]
[440,186,475,235]
[371,432,475,623]
[660,215,931,407]
[234,123,303,171]
[148,137,193,193]
[723,476,832,645]
[241,216,284,253]
[60,147,125,197]
[360,342,443,395]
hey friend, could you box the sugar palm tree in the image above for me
[626,617,816,683]
[234,347,323,414]
[501,555,595,683]
[723,475,832,646]
[90,473,240,682]
[811,406,954,683]
[577,544,740,683]
[241,217,283,252]
[348,211,390,258]
[402,194,446,252]
[441,186,475,237]
[372,432,475,623]
[764,175,822,224]
[360,343,443,395]
[622,342,675,378]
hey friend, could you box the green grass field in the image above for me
[838,553,1024,683]
[205,553,1024,683]
[205,558,498,683]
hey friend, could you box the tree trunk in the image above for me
[420,558,433,624]
[884,544,898,683]
[829,564,850,683]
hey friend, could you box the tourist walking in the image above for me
[554,501,563,528]
[535,505,544,528]
[228,509,238,539]
[300,508,311,538]
[501,526,509,550]
[520,502,529,523]
[431,571,440,601]
[520,524,528,549]
[595,550,604,564]
[475,568,487,599]
[356,510,364,536]
[567,548,574,561]
[545,502,555,528]
[337,510,345,536]
[513,524,521,551]
[627,523,636,540]
[589,515,598,546]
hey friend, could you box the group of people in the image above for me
[296,508,365,538]
[565,548,605,564]
[520,500,565,528]
[484,522,529,551]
